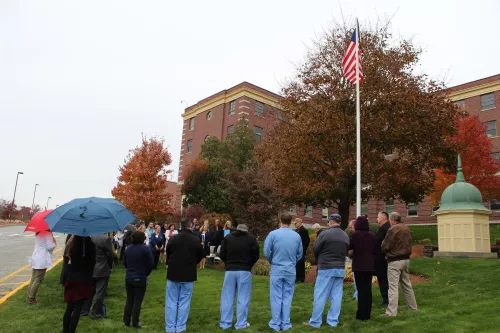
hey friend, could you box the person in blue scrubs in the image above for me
[219,224,260,330]
[165,219,204,333]
[304,214,350,328]
[264,214,303,332]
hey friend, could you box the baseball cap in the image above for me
[329,214,342,222]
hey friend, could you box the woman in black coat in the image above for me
[349,216,377,321]
[198,224,211,269]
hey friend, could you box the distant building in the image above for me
[174,76,500,224]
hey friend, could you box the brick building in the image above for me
[175,76,500,225]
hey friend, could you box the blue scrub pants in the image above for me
[308,268,345,328]
[165,280,194,333]
[219,271,252,330]
[353,272,358,300]
[269,275,295,331]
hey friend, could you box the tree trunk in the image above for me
[338,199,351,230]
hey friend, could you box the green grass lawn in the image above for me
[409,224,500,245]
[1,256,500,333]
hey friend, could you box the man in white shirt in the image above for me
[27,231,57,305]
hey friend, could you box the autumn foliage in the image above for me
[112,135,174,222]
[256,21,461,227]
[430,116,500,206]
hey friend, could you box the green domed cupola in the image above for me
[437,155,489,211]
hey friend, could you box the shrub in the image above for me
[252,258,271,276]
[305,233,317,265]
[418,238,432,244]
[496,239,500,246]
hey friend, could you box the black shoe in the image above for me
[124,324,130,328]
[133,324,146,329]
[380,302,388,307]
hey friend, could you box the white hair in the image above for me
[312,223,321,230]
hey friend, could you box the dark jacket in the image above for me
[313,226,350,270]
[91,234,114,278]
[199,231,212,252]
[220,230,260,271]
[375,221,390,274]
[166,229,204,282]
[210,226,223,247]
[123,243,154,280]
[349,216,377,272]
[150,232,166,252]
[296,226,310,259]
[382,223,412,263]
[66,237,96,283]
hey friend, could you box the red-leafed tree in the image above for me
[112,135,174,222]
[430,115,500,206]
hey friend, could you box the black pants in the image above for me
[296,257,305,282]
[376,260,389,304]
[123,279,147,327]
[354,271,373,320]
[81,276,110,318]
[63,299,84,333]
[153,250,161,269]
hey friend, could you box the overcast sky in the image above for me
[1,0,499,208]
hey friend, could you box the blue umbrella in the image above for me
[44,197,136,236]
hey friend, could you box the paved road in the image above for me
[0,226,65,297]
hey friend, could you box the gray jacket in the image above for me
[313,226,350,270]
[91,234,114,278]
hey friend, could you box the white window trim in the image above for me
[304,206,313,218]
[406,204,418,217]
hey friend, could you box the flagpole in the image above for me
[355,18,361,217]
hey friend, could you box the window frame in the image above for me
[361,200,368,217]
[187,139,193,153]
[227,125,234,136]
[480,93,495,111]
[490,199,500,211]
[304,205,313,218]
[288,205,296,215]
[491,152,500,161]
[254,126,263,142]
[385,200,395,214]
[229,101,236,115]
[407,203,418,217]
[486,121,497,137]
[322,207,328,220]
[255,101,264,117]
[189,117,195,131]
[206,111,212,120]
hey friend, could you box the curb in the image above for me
[0,249,63,306]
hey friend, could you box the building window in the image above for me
[305,206,313,217]
[254,126,263,142]
[255,101,264,116]
[407,203,418,217]
[486,121,497,137]
[204,135,210,143]
[492,152,500,161]
[187,139,193,153]
[288,205,296,215]
[189,117,195,131]
[361,200,368,216]
[490,200,500,211]
[322,207,328,220]
[206,111,212,120]
[227,125,234,135]
[385,200,395,214]
[276,111,283,122]
[454,99,465,106]
[481,93,495,110]
[229,101,236,115]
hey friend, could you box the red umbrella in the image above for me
[24,210,53,233]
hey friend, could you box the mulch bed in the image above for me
[0,221,27,227]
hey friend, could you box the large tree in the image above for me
[430,115,500,206]
[256,21,461,227]
[112,135,174,222]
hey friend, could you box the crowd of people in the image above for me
[24,211,418,332]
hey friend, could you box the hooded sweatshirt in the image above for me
[220,230,260,271]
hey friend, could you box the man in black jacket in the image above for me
[294,218,310,283]
[210,219,224,250]
[219,224,260,330]
[165,219,204,333]
[375,211,391,306]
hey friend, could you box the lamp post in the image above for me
[9,171,24,220]
[31,184,39,217]
[46,197,52,210]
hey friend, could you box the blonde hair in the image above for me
[294,218,303,224]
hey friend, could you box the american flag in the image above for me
[342,29,363,84]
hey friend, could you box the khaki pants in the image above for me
[385,260,417,316]
[27,269,47,302]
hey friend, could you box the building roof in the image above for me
[181,82,282,119]
[446,74,500,101]
[437,155,489,212]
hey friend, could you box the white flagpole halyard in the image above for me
[355,18,361,217]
